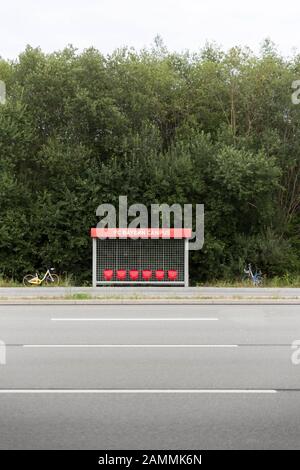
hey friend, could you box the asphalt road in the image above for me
[0,303,300,449]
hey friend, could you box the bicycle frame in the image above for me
[244,264,262,286]
[29,269,55,285]
[41,269,53,282]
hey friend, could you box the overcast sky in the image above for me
[1,0,300,59]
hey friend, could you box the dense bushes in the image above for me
[0,41,299,283]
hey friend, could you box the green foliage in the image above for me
[0,43,299,283]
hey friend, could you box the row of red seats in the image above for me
[103,269,178,281]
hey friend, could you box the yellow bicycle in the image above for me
[23,268,59,287]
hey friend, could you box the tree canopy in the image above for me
[0,41,299,283]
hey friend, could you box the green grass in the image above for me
[0,274,300,288]
[66,293,92,300]
[0,276,22,287]
[197,274,300,288]
[262,274,300,287]
[0,273,75,288]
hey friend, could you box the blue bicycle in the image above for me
[243,263,263,286]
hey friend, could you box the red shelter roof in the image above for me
[90,228,192,239]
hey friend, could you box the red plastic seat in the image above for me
[103,269,113,281]
[168,270,178,281]
[116,270,126,280]
[129,270,139,281]
[142,270,152,281]
[155,270,165,281]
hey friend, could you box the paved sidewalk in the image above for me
[0,286,299,300]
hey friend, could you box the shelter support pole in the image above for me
[184,238,189,287]
[92,238,97,287]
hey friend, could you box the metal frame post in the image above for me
[92,238,97,287]
[184,238,189,287]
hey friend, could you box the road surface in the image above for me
[0,303,299,449]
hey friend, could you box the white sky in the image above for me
[1,0,300,59]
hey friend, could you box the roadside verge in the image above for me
[0,287,299,304]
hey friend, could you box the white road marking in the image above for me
[51,318,219,321]
[23,344,237,348]
[0,389,277,394]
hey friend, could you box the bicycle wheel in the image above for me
[242,275,251,285]
[45,274,60,286]
[23,274,36,287]
[254,276,263,286]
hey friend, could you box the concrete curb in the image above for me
[0,298,300,305]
